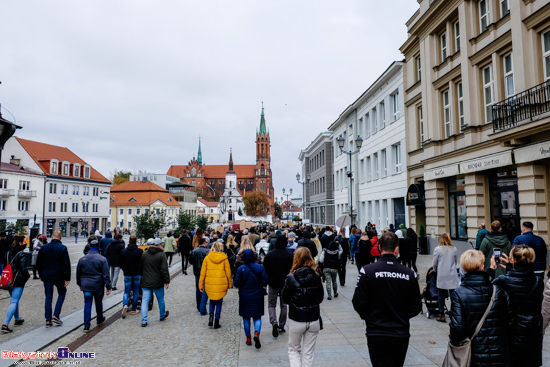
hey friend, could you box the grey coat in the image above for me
[433,246,459,290]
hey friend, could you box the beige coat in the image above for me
[542,276,550,334]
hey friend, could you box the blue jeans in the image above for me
[83,290,104,329]
[242,317,262,337]
[141,288,166,324]
[195,275,208,314]
[123,275,141,311]
[44,281,67,321]
[4,287,24,325]
[209,299,223,319]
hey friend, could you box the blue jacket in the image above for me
[76,249,111,292]
[36,239,71,283]
[513,232,548,272]
[99,232,114,256]
[234,249,268,318]
[475,228,489,250]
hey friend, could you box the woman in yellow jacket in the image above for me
[199,241,232,329]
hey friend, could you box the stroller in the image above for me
[422,267,446,318]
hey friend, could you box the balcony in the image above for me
[18,190,37,199]
[0,189,15,197]
[493,80,550,133]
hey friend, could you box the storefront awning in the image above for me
[424,164,459,181]
[514,140,550,164]
[406,184,425,206]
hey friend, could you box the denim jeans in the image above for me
[4,287,24,325]
[209,299,223,319]
[43,281,67,321]
[141,288,166,324]
[194,275,208,314]
[123,275,141,311]
[242,317,262,337]
[83,290,104,329]
[110,266,121,289]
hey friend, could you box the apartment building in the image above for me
[401,0,550,247]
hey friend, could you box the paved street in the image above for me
[1,251,550,366]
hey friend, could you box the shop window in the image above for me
[490,169,520,240]
[448,176,467,240]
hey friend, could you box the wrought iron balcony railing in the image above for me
[493,79,550,132]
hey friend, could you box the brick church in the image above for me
[167,106,275,215]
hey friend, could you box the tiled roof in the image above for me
[16,137,110,183]
[112,180,167,193]
[167,164,257,179]
[197,198,219,207]
[110,180,180,207]
[0,162,43,176]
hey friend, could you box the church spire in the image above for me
[259,102,267,134]
[228,148,235,173]
[197,136,203,165]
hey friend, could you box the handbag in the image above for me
[442,285,496,367]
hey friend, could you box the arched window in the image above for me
[261,145,264,158]
[191,167,197,177]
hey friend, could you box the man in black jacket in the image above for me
[263,235,294,337]
[36,231,71,327]
[297,231,318,259]
[105,233,125,291]
[190,238,210,315]
[177,230,192,275]
[352,232,421,367]
[335,231,349,286]
[119,235,143,318]
[139,238,170,327]
[320,227,335,249]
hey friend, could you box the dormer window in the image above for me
[129,198,137,202]
[62,161,70,176]
[74,164,81,177]
[50,160,59,174]
[83,165,91,179]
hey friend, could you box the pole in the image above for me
[348,150,353,226]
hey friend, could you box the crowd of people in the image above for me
[1,219,550,366]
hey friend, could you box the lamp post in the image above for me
[0,104,22,169]
[337,134,363,226]
[282,188,292,220]
[296,172,310,222]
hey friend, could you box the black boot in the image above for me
[214,318,221,329]
[208,313,214,327]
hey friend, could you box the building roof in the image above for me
[197,198,219,208]
[15,137,110,184]
[110,181,179,207]
[167,164,257,179]
[0,162,44,176]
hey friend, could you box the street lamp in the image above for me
[296,172,310,222]
[282,188,292,220]
[0,104,22,168]
[337,134,363,226]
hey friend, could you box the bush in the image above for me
[419,224,426,238]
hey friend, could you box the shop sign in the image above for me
[514,140,550,164]
[459,151,513,174]
[406,184,425,206]
[424,164,459,181]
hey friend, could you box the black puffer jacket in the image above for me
[450,272,510,367]
[282,267,324,322]
[7,246,30,288]
[493,264,543,367]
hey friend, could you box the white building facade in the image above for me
[330,62,409,230]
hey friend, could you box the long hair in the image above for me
[438,233,453,247]
[226,234,236,248]
[238,237,256,255]
[192,228,204,249]
[290,247,316,273]
[12,236,26,247]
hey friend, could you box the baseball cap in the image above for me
[89,240,99,247]
[154,238,164,245]
[288,232,296,239]
[147,238,155,245]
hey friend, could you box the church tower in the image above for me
[255,103,274,215]
[197,136,203,165]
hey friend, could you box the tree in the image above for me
[242,191,269,217]
[176,211,196,233]
[112,170,132,185]
[134,210,167,243]
[238,207,243,216]
[274,203,283,219]
[196,215,209,231]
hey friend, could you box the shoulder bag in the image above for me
[442,285,496,367]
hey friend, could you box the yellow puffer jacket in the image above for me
[199,251,232,301]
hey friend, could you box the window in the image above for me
[366,156,372,181]
[119,209,124,216]
[49,183,57,194]
[72,202,78,212]
[60,202,67,212]
[454,22,460,52]
[0,200,6,211]
[93,204,98,213]
[61,184,68,195]
[380,101,386,128]
[373,153,379,180]
[500,0,509,16]
[74,164,81,177]
[441,33,448,60]
[50,161,58,174]
[418,106,425,144]
[93,187,99,196]
[443,90,452,138]
[191,167,197,177]
[483,64,494,123]
[19,201,29,211]
[391,92,399,121]
[365,113,371,137]
[73,185,80,195]
[449,177,467,240]
[504,54,514,98]
[62,163,69,176]
[83,166,91,179]
[128,208,132,215]
[83,186,90,196]
[48,202,55,212]
[19,181,30,190]
[260,180,265,191]
[480,0,490,33]
[0,179,6,189]
[544,30,550,81]
[457,83,465,129]
[394,143,402,173]
[415,55,421,82]
[381,149,387,177]
[136,208,141,215]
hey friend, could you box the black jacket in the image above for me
[336,235,350,260]
[105,240,125,267]
[450,272,510,367]
[119,244,143,276]
[263,248,293,289]
[297,234,318,258]
[0,237,12,265]
[282,267,324,322]
[352,254,421,338]
[7,246,30,288]
[177,234,192,254]
[493,265,543,367]
[190,245,209,277]
[320,232,335,249]
[320,241,340,269]
[139,247,170,289]
[406,233,418,254]
[36,239,71,283]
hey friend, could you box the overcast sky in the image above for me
[0,0,418,201]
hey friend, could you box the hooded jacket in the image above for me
[163,235,177,253]
[119,244,143,276]
[99,232,114,256]
[297,231,318,258]
[139,246,170,289]
[493,264,543,367]
[199,251,232,301]
[320,231,335,249]
[282,267,324,322]
[263,241,294,289]
[234,249,269,317]
[76,249,111,292]
[319,240,342,269]
[449,272,510,367]
[480,232,512,276]
[105,239,125,267]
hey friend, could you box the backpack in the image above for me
[1,252,19,290]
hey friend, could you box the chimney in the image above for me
[10,155,20,166]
